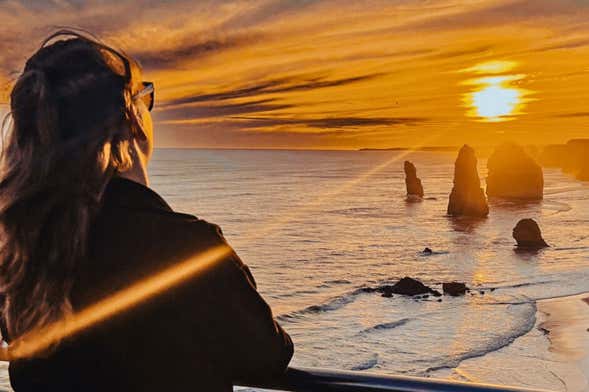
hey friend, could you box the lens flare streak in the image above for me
[1,244,232,360]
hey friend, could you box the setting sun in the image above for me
[462,66,530,122]
[472,85,520,121]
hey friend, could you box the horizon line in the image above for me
[152,142,579,152]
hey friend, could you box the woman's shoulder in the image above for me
[86,207,241,296]
[94,198,230,259]
[172,213,228,248]
[143,209,228,252]
[156,208,225,239]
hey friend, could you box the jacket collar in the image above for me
[101,177,172,212]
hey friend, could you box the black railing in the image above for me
[238,367,552,392]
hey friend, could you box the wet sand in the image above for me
[435,293,589,391]
[536,293,589,391]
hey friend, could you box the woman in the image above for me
[0,30,293,391]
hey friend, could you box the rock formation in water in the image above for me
[404,160,424,198]
[539,144,568,168]
[512,218,549,249]
[486,143,544,200]
[566,139,589,181]
[442,282,469,296]
[379,277,441,297]
[447,145,489,217]
[539,139,589,181]
[422,247,433,255]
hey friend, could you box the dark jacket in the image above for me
[7,177,293,391]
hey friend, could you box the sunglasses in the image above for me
[133,81,154,111]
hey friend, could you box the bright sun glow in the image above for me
[461,60,518,74]
[472,85,520,121]
[462,62,530,122]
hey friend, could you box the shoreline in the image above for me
[438,293,589,391]
[535,293,589,391]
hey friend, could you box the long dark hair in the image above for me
[0,30,143,341]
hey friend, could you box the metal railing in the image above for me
[238,367,551,392]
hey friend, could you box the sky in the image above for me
[0,0,588,150]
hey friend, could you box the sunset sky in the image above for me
[0,0,588,149]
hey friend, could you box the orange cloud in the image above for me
[1,0,588,149]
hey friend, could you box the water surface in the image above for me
[1,149,588,391]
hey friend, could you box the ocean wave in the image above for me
[323,279,352,285]
[552,246,589,251]
[276,289,365,321]
[351,354,379,371]
[422,302,537,375]
[328,207,379,215]
[326,207,390,218]
[541,198,573,216]
[276,283,398,321]
[487,279,558,290]
[277,275,452,322]
[544,186,587,196]
[357,318,411,335]
[418,250,449,256]
[317,279,352,289]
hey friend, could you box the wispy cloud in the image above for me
[1,0,588,148]
[158,73,386,107]
[162,115,426,130]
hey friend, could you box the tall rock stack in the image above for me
[447,145,489,217]
[539,139,589,182]
[566,139,589,181]
[486,143,544,200]
[404,161,424,198]
[539,144,568,168]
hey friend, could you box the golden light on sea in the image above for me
[461,61,531,122]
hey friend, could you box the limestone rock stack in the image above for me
[513,218,549,249]
[447,145,489,217]
[404,160,424,198]
[486,143,543,200]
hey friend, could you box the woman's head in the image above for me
[10,30,154,169]
[0,30,152,343]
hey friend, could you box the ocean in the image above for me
[1,148,588,391]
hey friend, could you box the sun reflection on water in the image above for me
[461,61,531,122]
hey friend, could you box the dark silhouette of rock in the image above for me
[539,144,568,168]
[566,139,589,181]
[513,218,549,249]
[486,143,543,200]
[442,282,468,296]
[404,161,424,198]
[447,145,489,217]
[422,247,433,255]
[539,140,589,182]
[380,277,441,297]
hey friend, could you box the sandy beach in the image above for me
[437,293,589,391]
[536,294,589,391]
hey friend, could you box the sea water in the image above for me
[0,149,588,391]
